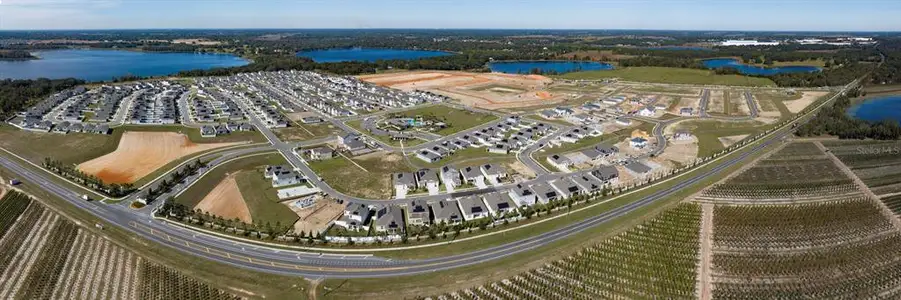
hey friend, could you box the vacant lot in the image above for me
[78,131,242,184]
[273,123,339,142]
[784,91,830,113]
[0,125,120,164]
[235,168,300,227]
[194,173,252,223]
[557,67,777,87]
[359,70,563,110]
[671,120,769,158]
[309,151,413,199]
[290,199,345,234]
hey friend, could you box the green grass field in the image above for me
[0,124,122,165]
[235,168,300,227]
[389,105,498,136]
[273,123,339,142]
[175,152,284,208]
[675,120,771,157]
[345,120,425,147]
[407,147,512,169]
[308,152,414,199]
[557,67,776,87]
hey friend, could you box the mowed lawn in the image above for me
[674,120,772,157]
[176,152,298,227]
[0,124,122,164]
[393,105,498,136]
[309,152,414,199]
[557,67,776,87]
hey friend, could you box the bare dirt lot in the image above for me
[784,91,829,113]
[194,173,252,223]
[658,137,699,166]
[358,71,564,110]
[290,199,344,234]
[78,131,241,184]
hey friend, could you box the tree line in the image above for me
[0,50,37,60]
[42,157,135,197]
[796,90,901,140]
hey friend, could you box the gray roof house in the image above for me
[393,172,417,191]
[457,196,490,221]
[307,146,334,160]
[460,166,485,183]
[415,169,441,189]
[480,163,507,180]
[335,203,372,231]
[551,178,583,199]
[431,200,464,225]
[406,200,431,226]
[571,173,604,194]
[507,184,537,207]
[272,170,304,187]
[531,182,560,203]
[374,205,405,234]
[625,161,653,175]
[265,165,291,178]
[440,166,462,187]
[591,165,619,183]
[483,192,516,216]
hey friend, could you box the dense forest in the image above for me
[0,78,85,119]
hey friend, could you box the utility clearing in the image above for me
[78,131,241,184]
[194,173,252,223]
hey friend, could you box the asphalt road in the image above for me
[0,78,858,278]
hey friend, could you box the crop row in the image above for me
[0,203,45,278]
[702,182,860,203]
[139,261,242,300]
[0,191,33,239]
[0,210,59,298]
[881,195,901,216]
[729,159,850,185]
[429,203,702,300]
[15,219,79,299]
[712,199,893,251]
[767,142,827,159]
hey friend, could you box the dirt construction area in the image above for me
[358,71,565,110]
[78,131,242,184]
[194,173,252,223]
[290,199,344,234]
[784,91,829,113]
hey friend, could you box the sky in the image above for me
[1,0,900,31]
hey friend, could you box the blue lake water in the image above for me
[297,48,453,63]
[647,46,713,51]
[0,49,249,82]
[488,61,614,74]
[848,96,901,124]
[702,58,820,76]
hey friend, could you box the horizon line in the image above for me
[0,28,899,33]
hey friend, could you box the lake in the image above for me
[702,58,820,76]
[297,48,453,63]
[488,61,614,74]
[849,95,901,124]
[0,49,249,82]
[647,46,713,51]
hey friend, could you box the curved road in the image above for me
[0,78,859,278]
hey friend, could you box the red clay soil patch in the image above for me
[78,131,242,184]
[194,173,252,223]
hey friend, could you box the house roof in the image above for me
[461,166,483,179]
[394,172,417,187]
[483,192,513,211]
[480,163,506,176]
[458,196,487,215]
[416,168,440,183]
[510,184,535,198]
[551,178,582,196]
[591,165,619,181]
[431,200,463,221]
[374,205,405,229]
[531,182,559,200]
[346,203,372,219]
[625,161,652,174]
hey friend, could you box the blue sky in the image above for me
[1,0,900,31]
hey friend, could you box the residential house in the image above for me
[531,182,560,203]
[440,166,462,190]
[679,107,694,116]
[507,184,537,206]
[431,200,464,225]
[625,161,653,176]
[480,163,507,184]
[415,168,441,190]
[272,170,304,187]
[373,205,405,234]
[571,173,604,194]
[630,137,648,149]
[546,154,573,171]
[200,125,216,138]
[483,192,516,216]
[307,146,334,160]
[551,178,583,199]
[393,172,417,197]
[334,203,372,231]
[406,200,431,226]
[416,150,443,163]
[457,195,490,220]
[264,165,291,178]
[460,166,486,187]
[591,165,619,184]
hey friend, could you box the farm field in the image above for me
[822,140,901,197]
[359,71,563,110]
[78,131,244,184]
[687,141,901,299]
[194,173,252,223]
[0,191,242,299]
[556,67,777,87]
[426,203,702,299]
